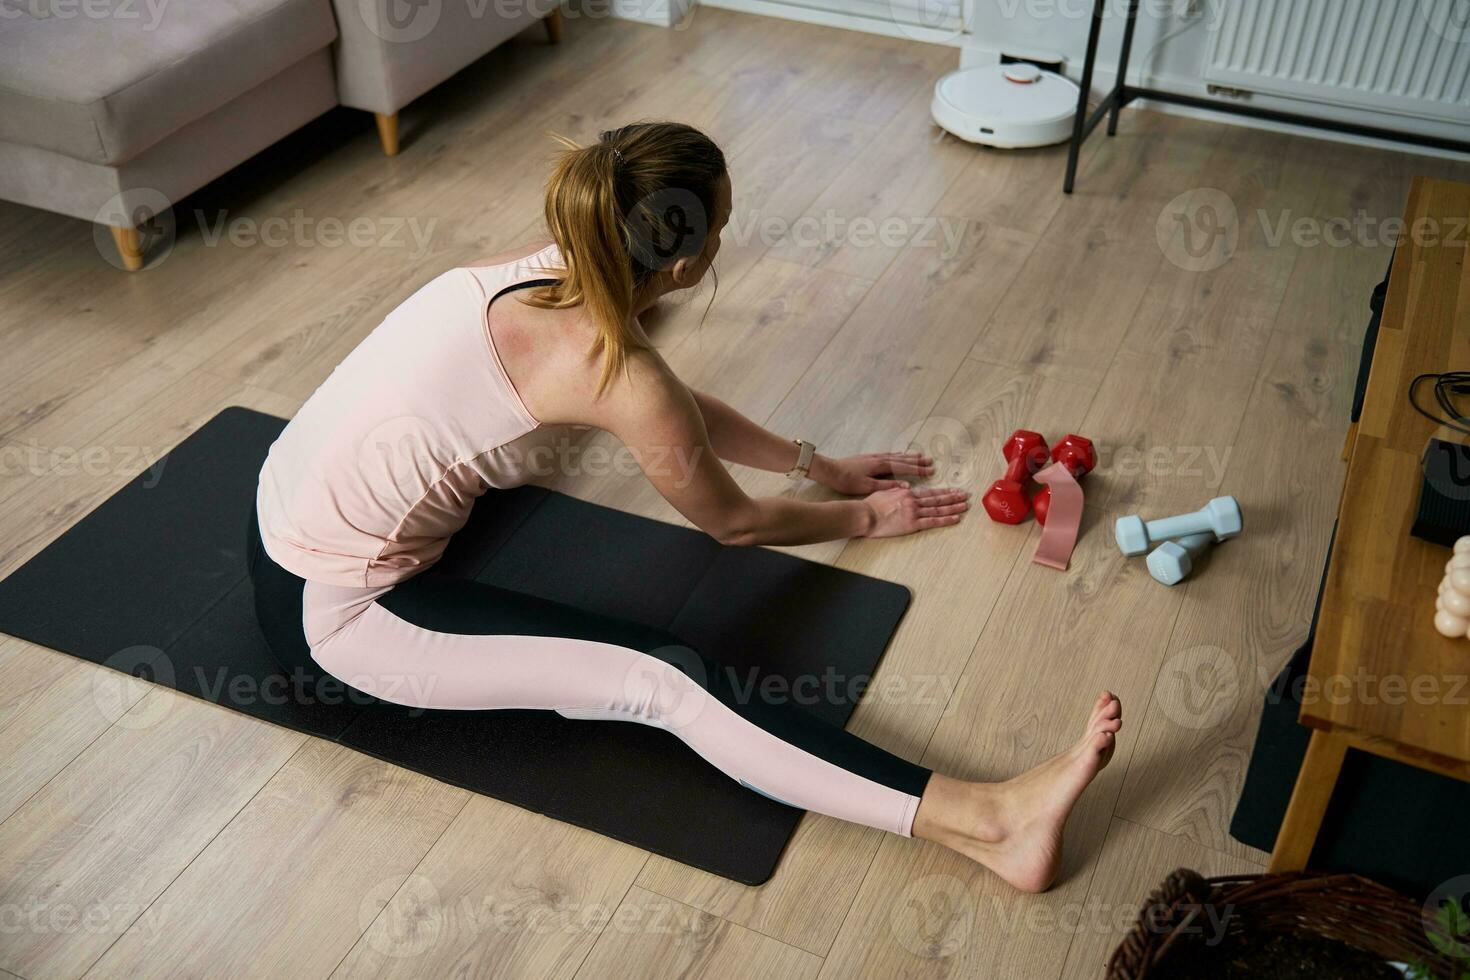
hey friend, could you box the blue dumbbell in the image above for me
[1115,496,1242,557]
[1147,532,1214,585]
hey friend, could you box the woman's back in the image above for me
[478,243,626,429]
[255,243,591,587]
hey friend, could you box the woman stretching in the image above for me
[249,122,1122,893]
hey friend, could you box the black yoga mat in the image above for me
[0,408,912,885]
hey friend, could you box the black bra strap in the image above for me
[489,277,560,304]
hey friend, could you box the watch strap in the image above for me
[787,439,816,480]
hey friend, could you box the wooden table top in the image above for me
[1308,176,1470,777]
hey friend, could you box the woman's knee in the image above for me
[638,636,719,690]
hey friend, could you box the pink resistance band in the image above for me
[1032,462,1084,570]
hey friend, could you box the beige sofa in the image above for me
[338,0,561,155]
[0,0,560,270]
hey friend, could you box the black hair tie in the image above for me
[597,130,625,166]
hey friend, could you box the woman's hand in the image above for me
[862,486,970,538]
[813,452,936,495]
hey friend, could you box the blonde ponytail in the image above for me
[526,122,727,393]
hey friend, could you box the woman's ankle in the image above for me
[911,772,1006,848]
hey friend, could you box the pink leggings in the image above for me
[297,575,930,837]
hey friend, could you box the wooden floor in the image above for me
[3,9,1468,979]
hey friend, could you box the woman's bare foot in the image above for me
[913,691,1123,893]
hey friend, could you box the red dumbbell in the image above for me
[982,430,1050,524]
[1033,434,1097,526]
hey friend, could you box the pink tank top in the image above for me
[256,244,571,587]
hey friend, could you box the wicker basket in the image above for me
[1105,868,1460,980]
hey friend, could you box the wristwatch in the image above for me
[786,438,816,481]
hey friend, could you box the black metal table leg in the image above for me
[1108,0,1141,135]
[1063,0,1108,194]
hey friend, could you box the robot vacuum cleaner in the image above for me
[931,63,1079,149]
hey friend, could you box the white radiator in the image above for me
[1203,0,1470,126]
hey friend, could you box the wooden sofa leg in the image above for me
[544,8,562,43]
[374,112,400,156]
[107,224,145,271]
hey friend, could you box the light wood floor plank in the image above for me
[764,87,976,281]
[932,131,1104,240]
[634,811,876,957]
[717,103,886,294]
[331,797,647,979]
[968,190,1164,383]
[572,886,823,980]
[1117,126,1322,364]
[816,830,1042,978]
[1067,108,1228,205]
[85,740,467,980]
[0,640,153,824]
[0,691,304,980]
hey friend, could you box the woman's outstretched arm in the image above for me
[599,356,968,546]
[688,389,811,475]
[690,389,941,495]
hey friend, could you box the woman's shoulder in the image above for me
[596,347,697,425]
[467,241,557,270]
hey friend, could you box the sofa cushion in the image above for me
[0,0,337,167]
